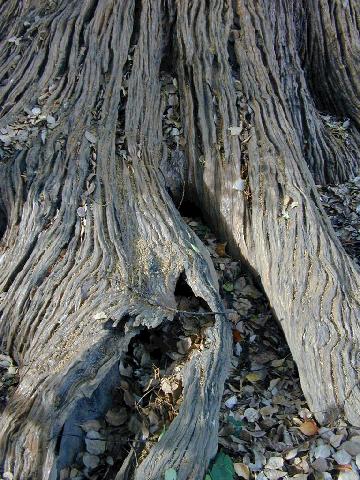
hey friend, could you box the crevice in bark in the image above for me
[55,278,216,479]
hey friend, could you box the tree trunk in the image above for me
[0,0,359,479]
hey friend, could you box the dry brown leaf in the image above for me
[215,242,227,257]
[232,329,242,343]
[335,465,353,472]
[299,419,318,436]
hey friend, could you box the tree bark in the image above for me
[0,1,359,479]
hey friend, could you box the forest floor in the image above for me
[0,178,359,480]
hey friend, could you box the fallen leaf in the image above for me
[299,419,318,436]
[232,330,242,342]
[335,465,353,472]
[245,371,263,383]
[164,468,177,480]
[215,242,227,257]
[85,130,97,144]
[233,179,246,192]
[223,282,234,292]
[224,395,237,409]
[210,452,235,480]
[77,207,86,217]
[31,107,41,116]
[229,125,243,136]
[234,463,249,480]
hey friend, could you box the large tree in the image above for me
[0,0,359,478]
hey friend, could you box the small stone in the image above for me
[311,458,329,472]
[106,456,114,466]
[244,407,259,422]
[333,450,352,465]
[85,430,106,455]
[341,439,360,456]
[314,444,331,459]
[266,457,284,470]
[83,452,100,469]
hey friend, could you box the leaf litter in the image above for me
[2,211,359,480]
[184,215,360,480]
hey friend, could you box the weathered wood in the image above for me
[0,0,359,479]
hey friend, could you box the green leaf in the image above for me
[209,451,235,480]
[164,468,177,480]
[223,282,234,292]
[227,415,243,435]
[205,475,212,480]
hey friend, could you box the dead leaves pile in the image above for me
[185,216,360,480]
[317,177,360,266]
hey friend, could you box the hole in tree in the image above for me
[178,198,203,218]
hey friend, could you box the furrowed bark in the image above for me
[0,0,359,479]
[176,0,360,425]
